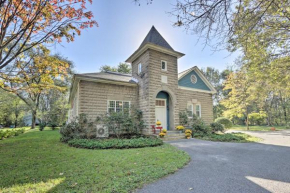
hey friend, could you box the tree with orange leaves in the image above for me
[0,0,97,70]
[0,45,72,129]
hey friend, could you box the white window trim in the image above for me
[196,104,201,118]
[161,60,167,71]
[187,103,201,118]
[138,63,142,74]
[187,103,193,118]
[107,100,131,114]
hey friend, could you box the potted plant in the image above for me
[156,120,161,126]
[185,129,192,139]
[176,125,185,133]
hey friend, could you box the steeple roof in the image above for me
[139,26,174,50]
[126,26,184,63]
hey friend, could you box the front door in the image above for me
[155,99,167,130]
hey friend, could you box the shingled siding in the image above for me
[78,80,138,120]
[131,50,151,132]
[132,49,180,132]
[177,89,214,124]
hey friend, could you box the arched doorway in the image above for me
[155,91,170,130]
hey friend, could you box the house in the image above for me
[68,26,216,133]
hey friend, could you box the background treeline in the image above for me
[201,66,290,128]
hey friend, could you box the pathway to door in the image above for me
[137,130,290,193]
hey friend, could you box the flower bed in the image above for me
[67,137,163,149]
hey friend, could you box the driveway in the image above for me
[138,130,290,193]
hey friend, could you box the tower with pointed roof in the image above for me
[126,26,185,130]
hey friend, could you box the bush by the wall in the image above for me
[210,122,225,133]
[187,115,212,137]
[215,117,233,129]
[67,137,163,149]
[60,114,91,142]
[61,110,146,142]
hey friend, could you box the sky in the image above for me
[52,0,239,74]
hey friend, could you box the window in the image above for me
[196,104,201,118]
[138,63,142,74]
[161,60,167,71]
[187,104,193,117]
[107,101,130,114]
[156,100,165,106]
[191,75,197,84]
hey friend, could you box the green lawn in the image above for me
[0,129,189,193]
[230,125,288,131]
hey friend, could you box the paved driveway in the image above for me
[138,130,290,193]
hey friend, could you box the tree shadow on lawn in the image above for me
[137,139,290,193]
[0,130,189,193]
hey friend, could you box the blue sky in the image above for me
[53,0,238,74]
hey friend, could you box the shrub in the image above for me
[39,122,46,131]
[286,123,290,129]
[50,123,58,130]
[215,117,233,129]
[60,114,91,142]
[67,137,163,149]
[179,111,188,126]
[0,128,25,140]
[191,120,211,137]
[210,122,224,133]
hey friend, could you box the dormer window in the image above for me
[161,60,167,71]
[138,63,142,74]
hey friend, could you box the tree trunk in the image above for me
[31,110,37,129]
[246,109,249,130]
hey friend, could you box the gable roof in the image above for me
[139,26,174,50]
[178,66,217,93]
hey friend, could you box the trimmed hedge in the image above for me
[67,137,164,149]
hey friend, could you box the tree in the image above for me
[0,0,97,70]
[0,45,71,129]
[201,67,232,118]
[0,89,26,127]
[100,63,131,74]
[222,71,255,130]
[169,0,290,55]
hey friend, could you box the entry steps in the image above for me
[154,130,185,141]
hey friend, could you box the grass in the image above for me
[0,129,190,193]
[194,132,262,143]
[230,125,288,131]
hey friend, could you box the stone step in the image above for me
[162,135,186,141]
[155,130,183,135]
